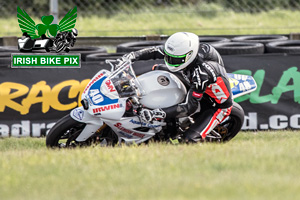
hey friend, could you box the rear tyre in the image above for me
[218,102,244,142]
[265,40,300,53]
[212,42,264,55]
[232,35,288,44]
[199,37,230,45]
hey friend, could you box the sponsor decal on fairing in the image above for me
[72,108,84,120]
[114,123,145,138]
[105,80,116,92]
[129,119,161,128]
[92,103,121,114]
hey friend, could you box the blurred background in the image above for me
[1,0,300,37]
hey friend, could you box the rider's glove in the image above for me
[152,108,166,119]
[139,108,166,122]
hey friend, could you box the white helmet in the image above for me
[164,32,199,72]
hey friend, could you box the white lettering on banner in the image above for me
[269,115,288,129]
[0,120,55,137]
[290,114,300,128]
[63,57,78,64]
[242,112,258,129]
[32,57,37,64]
[32,123,45,137]
[242,113,300,130]
[0,124,9,137]
[71,57,78,64]
[15,57,38,65]
[11,120,30,137]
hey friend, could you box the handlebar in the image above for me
[105,58,131,72]
[105,59,118,72]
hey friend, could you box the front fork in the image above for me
[70,106,104,142]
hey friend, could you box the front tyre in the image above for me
[46,114,86,148]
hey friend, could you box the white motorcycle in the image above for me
[46,59,257,147]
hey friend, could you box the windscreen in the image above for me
[108,60,143,98]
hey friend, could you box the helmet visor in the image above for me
[164,50,192,67]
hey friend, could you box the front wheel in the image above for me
[46,114,119,148]
[46,114,86,148]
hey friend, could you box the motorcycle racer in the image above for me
[54,28,78,52]
[122,32,233,143]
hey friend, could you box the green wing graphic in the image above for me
[58,7,77,32]
[17,6,39,39]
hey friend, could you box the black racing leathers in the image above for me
[130,43,233,119]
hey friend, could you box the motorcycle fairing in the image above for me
[104,117,164,144]
[137,70,187,109]
[88,76,118,106]
[81,69,126,120]
[70,106,104,142]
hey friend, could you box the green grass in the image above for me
[1,9,300,37]
[1,131,300,200]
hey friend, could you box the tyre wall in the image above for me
[115,35,300,55]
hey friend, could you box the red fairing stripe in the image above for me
[192,91,203,98]
[205,77,230,104]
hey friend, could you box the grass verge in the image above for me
[1,130,300,200]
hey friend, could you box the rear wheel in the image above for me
[205,102,244,142]
[216,102,244,142]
